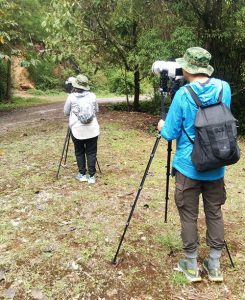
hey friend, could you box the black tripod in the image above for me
[56,126,102,179]
[112,71,169,264]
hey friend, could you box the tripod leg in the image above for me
[56,127,70,179]
[96,158,102,173]
[224,240,235,268]
[112,134,162,264]
[64,131,71,165]
[164,141,172,223]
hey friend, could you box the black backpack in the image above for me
[184,85,240,172]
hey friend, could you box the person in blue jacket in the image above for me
[157,47,231,282]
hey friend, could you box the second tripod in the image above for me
[56,127,102,179]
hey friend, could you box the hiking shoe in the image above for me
[87,175,96,184]
[176,259,202,282]
[75,173,88,182]
[203,259,223,282]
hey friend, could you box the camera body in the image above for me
[152,61,183,80]
[65,77,76,93]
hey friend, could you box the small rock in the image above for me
[20,83,34,90]
[20,133,28,137]
[117,271,124,277]
[68,261,79,270]
[0,270,5,281]
[5,288,15,299]
[42,246,53,253]
[106,289,117,297]
[31,288,44,299]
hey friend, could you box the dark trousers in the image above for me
[71,134,98,176]
[175,171,226,252]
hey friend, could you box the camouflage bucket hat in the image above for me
[176,47,214,76]
[72,74,90,90]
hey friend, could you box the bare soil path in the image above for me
[0,96,134,134]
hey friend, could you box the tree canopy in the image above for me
[0,0,244,117]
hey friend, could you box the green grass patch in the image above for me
[154,233,182,251]
[170,271,189,285]
[0,94,67,110]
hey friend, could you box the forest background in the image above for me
[0,0,244,132]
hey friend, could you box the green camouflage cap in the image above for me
[72,74,90,90]
[176,47,214,76]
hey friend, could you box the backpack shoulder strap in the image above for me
[182,85,201,144]
[183,127,194,144]
[186,84,223,106]
[216,86,223,103]
[185,86,203,107]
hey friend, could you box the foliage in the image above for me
[232,92,245,135]
[111,94,172,116]
[27,57,60,90]
[0,0,50,101]
[42,0,173,110]
[1,0,244,116]
[166,26,200,58]
[106,68,134,95]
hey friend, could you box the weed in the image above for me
[170,271,189,285]
[154,233,182,251]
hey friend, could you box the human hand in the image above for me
[157,119,165,132]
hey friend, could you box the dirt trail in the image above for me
[0,96,136,134]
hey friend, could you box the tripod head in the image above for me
[158,70,185,120]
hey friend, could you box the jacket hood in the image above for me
[73,91,90,98]
[187,78,223,106]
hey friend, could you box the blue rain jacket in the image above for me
[160,78,231,180]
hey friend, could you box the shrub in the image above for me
[232,93,245,136]
[27,57,61,90]
[106,68,134,95]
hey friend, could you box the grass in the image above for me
[170,272,189,285]
[154,233,182,251]
[0,108,245,299]
[0,95,67,110]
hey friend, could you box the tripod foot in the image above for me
[111,256,123,266]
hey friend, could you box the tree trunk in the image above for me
[124,68,130,111]
[5,53,12,102]
[133,66,140,111]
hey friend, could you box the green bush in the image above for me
[27,57,61,90]
[232,93,245,136]
[111,93,171,115]
[91,70,109,93]
[106,68,134,95]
